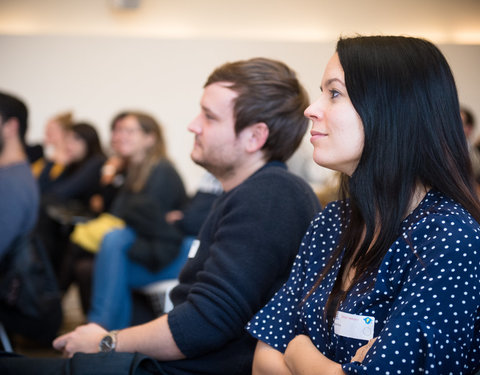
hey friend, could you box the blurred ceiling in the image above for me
[0,0,479,44]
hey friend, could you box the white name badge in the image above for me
[334,311,374,341]
[188,239,200,258]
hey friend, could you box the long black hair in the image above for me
[71,122,104,160]
[314,35,480,318]
[64,122,105,175]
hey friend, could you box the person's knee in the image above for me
[100,228,135,256]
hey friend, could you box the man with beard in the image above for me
[1,58,320,375]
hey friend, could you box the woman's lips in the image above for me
[310,130,327,143]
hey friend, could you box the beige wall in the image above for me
[0,35,335,191]
[1,35,479,191]
[1,0,479,43]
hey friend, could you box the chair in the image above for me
[137,236,195,315]
[140,279,179,314]
[0,322,12,352]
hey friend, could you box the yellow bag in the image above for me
[70,213,125,253]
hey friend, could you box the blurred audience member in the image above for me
[0,92,62,346]
[461,106,480,184]
[0,91,39,259]
[461,106,476,139]
[31,111,73,182]
[42,122,106,206]
[36,122,106,278]
[61,112,187,322]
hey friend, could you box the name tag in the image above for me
[188,239,200,258]
[334,311,374,341]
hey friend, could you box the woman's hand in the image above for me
[351,337,377,363]
[89,193,105,213]
[285,335,344,375]
[101,155,124,185]
[165,210,184,224]
[52,323,107,357]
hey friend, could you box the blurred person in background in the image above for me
[59,112,187,325]
[32,111,73,186]
[0,92,61,347]
[461,106,480,189]
[0,91,38,259]
[36,122,106,279]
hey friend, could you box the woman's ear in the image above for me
[244,122,269,153]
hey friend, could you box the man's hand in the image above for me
[52,323,107,357]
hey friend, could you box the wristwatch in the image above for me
[99,330,119,352]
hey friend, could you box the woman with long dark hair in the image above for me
[39,121,105,204]
[36,121,106,277]
[247,35,480,374]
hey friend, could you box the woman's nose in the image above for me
[304,98,324,121]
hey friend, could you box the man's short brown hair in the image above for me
[205,58,309,162]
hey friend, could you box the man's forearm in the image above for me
[116,314,186,361]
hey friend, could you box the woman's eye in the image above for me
[329,89,339,99]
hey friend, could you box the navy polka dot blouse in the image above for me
[246,189,480,374]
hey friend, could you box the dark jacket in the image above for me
[111,159,187,272]
[166,161,321,374]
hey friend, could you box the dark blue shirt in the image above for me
[247,189,480,374]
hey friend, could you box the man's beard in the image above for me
[191,155,235,181]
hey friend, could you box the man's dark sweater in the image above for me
[163,161,321,374]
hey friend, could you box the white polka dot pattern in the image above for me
[246,190,480,374]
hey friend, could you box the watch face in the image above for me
[100,335,114,352]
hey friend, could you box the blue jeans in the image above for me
[88,227,193,330]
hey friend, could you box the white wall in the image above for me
[1,35,479,192]
[0,35,333,191]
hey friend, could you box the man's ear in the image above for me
[244,122,269,153]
